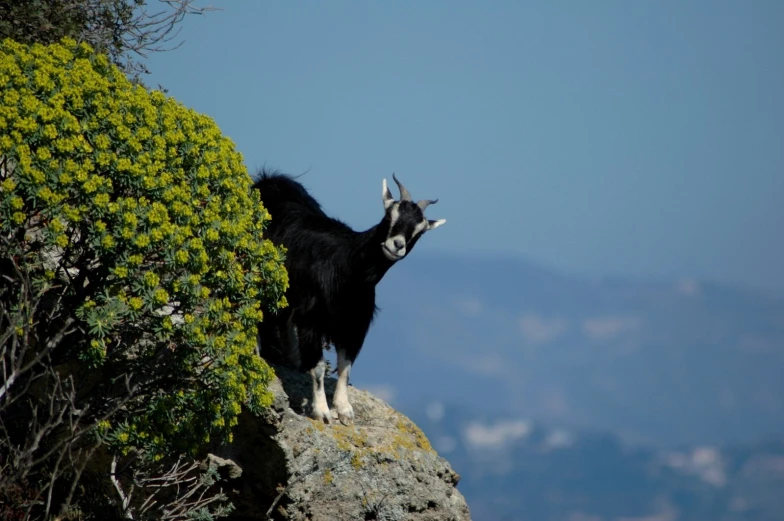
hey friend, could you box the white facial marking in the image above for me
[333,349,354,425]
[310,358,331,423]
[413,219,428,237]
[389,204,400,227]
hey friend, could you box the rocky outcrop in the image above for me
[216,365,471,521]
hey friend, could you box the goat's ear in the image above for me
[427,219,446,230]
[382,179,395,210]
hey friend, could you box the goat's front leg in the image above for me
[333,348,354,425]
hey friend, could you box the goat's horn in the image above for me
[417,199,438,211]
[392,173,412,202]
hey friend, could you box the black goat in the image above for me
[254,170,445,424]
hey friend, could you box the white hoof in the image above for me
[336,402,355,426]
[311,400,331,424]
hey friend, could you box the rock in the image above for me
[216,365,472,521]
[204,453,244,480]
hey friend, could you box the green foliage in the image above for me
[0,38,288,463]
[0,0,128,49]
[0,0,210,79]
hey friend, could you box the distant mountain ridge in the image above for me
[352,253,784,446]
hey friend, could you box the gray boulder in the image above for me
[216,365,471,521]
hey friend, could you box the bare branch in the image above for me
[111,456,135,519]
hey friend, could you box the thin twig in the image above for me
[111,456,135,519]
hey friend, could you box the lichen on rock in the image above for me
[215,365,472,521]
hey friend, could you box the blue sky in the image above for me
[145,1,784,291]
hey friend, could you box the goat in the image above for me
[253,170,445,424]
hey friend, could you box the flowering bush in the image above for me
[0,36,287,479]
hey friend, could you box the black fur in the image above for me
[253,169,432,372]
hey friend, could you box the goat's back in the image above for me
[253,170,326,225]
[253,170,358,250]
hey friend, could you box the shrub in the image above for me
[0,38,288,518]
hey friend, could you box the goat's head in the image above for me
[380,174,445,261]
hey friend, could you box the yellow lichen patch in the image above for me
[328,424,375,469]
[324,414,434,473]
[323,468,333,485]
[350,451,364,470]
[394,416,434,453]
[309,418,327,432]
[331,423,369,451]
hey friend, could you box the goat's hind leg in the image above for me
[333,348,354,425]
[299,329,330,424]
[310,358,331,424]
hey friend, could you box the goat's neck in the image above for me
[351,223,395,286]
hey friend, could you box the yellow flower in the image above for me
[143,271,159,287]
[116,157,132,172]
[62,205,81,221]
[37,186,54,202]
[122,212,137,227]
[49,218,64,233]
[96,151,112,167]
[83,176,101,193]
[94,193,110,207]
[36,147,51,161]
[153,288,169,305]
[1,178,16,192]
[94,134,110,149]
[146,202,168,224]
[28,169,45,184]
[134,234,150,248]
